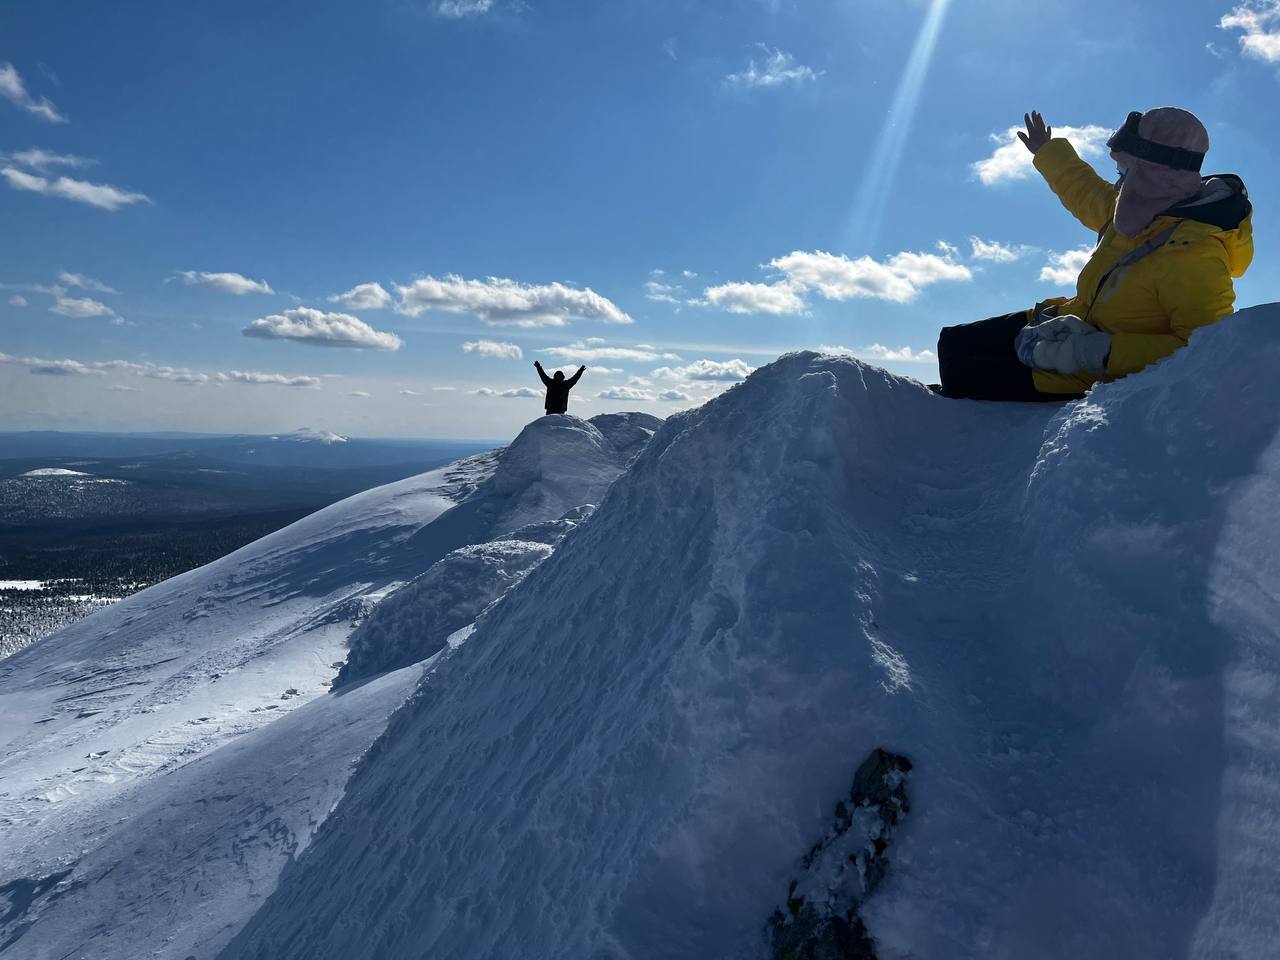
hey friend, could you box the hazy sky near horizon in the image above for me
[2,0,1276,440]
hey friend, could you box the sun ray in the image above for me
[845,0,955,251]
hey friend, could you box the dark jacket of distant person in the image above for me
[534,362,585,414]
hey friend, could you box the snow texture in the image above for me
[335,509,594,688]
[0,412,652,958]
[222,303,1280,960]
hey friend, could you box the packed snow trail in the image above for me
[224,304,1280,960]
[0,413,657,959]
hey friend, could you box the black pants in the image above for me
[937,312,1081,402]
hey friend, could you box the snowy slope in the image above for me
[0,412,655,958]
[223,304,1280,960]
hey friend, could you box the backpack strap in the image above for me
[1083,223,1179,323]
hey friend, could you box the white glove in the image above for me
[1015,315,1112,375]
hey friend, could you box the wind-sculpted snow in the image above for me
[334,509,595,688]
[225,304,1280,960]
[0,412,656,959]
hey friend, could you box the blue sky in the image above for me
[2,0,1276,440]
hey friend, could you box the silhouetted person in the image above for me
[534,361,586,415]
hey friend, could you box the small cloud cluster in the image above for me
[329,282,391,310]
[58,270,118,293]
[50,293,124,324]
[644,268,697,306]
[463,339,523,360]
[395,275,631,327]
[244,307,402,351]
[0,352,319,388]
[472,386,540,398]
[1039,247,1092,287]
[724,46,820,90]
[652,358,754,381]
[436,0,494,17]
[819,344,937,364]
[1,164,151,211]
[537,338,680,363]
[217,370,321,388]
[702,246,972,315]
[180,270,274,295]
[971,124,1111,185]
[0,61,65,123]
[968,237,1035,263]
[3,148,91,171]
[1220,1,1280,62]
[596,385,654,401]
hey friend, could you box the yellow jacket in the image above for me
[1029,138,1254,394]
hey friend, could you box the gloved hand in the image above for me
[1015,315,1112,375]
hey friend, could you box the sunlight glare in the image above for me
[845,0,954,251]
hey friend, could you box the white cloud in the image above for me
[395,275,631,327]
[1221,1,1280,61]
[1,166,150,210]
[50,294,124,324]
[537,340,681,363]
[108,384,142,392]
[349,390,372,398]
[2,352,320,387]
[472,386,541,398]
[759,248,972,306]
[141,366,209,384]
[431,386,457,392]
[968,237,1035,263]
[724,46,820,90]
[329,281,391,309]
[658,389,691,402]
[644,279,683,304]
[58,271,117,293]
[216,370,321,388]
[663,38,680,61]
[652,358,754,381]
[463,339,523,360]
[0,61,66,123]
[819,343,938,364]
[399,388,423,396]
[29,358,107,376]
[6,148,92,171]
[971,124,1111,185]
[7,295,28,307]
[1039,247,1093,287]
[180,270,274,295]
[596,386,655,401]
[244,306,403,350]
[436,0,494,17]
[700,280,806,315]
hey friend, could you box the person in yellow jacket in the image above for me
[937,107,1253,401]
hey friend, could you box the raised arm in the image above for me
[566,365,586,387]
[1020,111,1117,234]
[533,361,552,386]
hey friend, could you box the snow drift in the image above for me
[222,303,1280,960]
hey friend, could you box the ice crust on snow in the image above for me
[0,413,655,959]
[224,304,1280,960]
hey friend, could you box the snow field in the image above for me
[226,304,1280,960]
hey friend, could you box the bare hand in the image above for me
[1017,111,1052,155]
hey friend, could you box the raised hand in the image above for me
[1017,111,1052,155]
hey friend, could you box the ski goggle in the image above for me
[1106,111,1204,173]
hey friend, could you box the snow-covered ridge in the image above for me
[224,303,1280,959]
[0,411,658,959]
